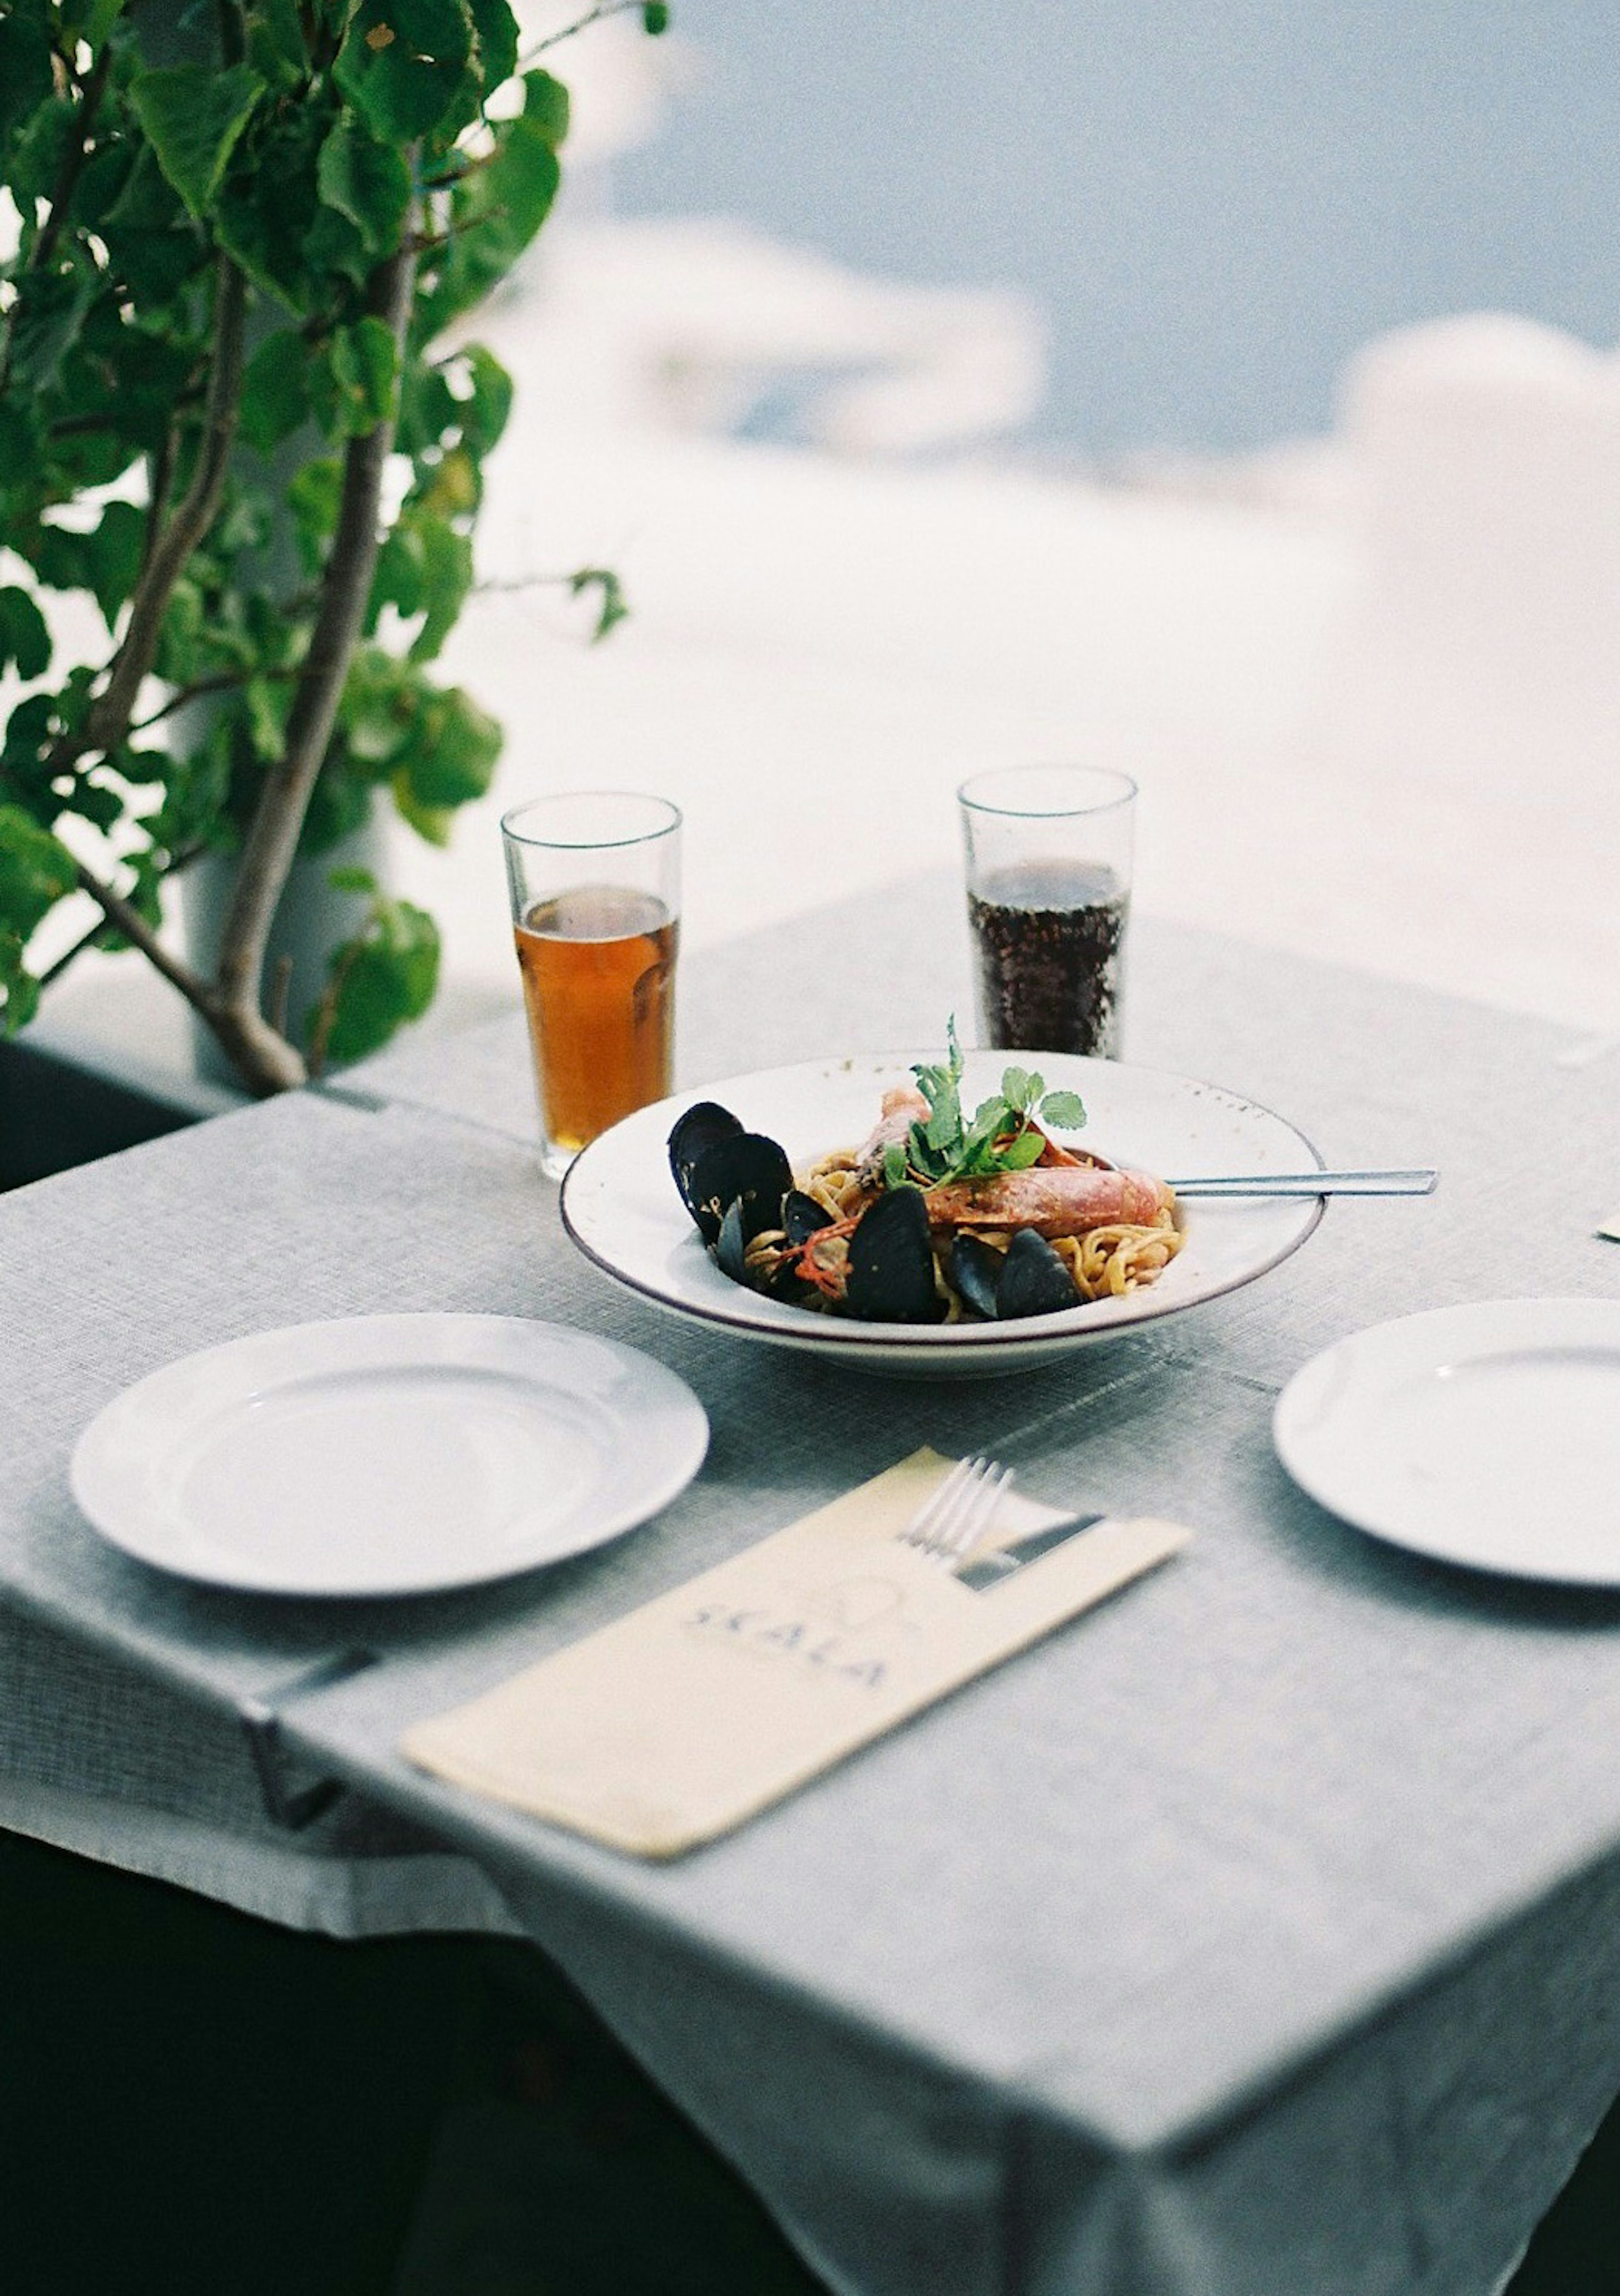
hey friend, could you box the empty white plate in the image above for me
[71,1314,709,1596]
[1274,1298,1620,1583]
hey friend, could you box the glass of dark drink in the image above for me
[958,766,1136,1057]
[501,793,681,1178]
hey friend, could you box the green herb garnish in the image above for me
[896,1018,1087,1185]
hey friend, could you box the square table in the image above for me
[4,872,1620,2296]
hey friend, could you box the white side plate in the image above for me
[562,1050,1325,1377]
[71,1314,709,1597]
[1274,1297,1620,1583]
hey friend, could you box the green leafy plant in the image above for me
[883,1018,1089,1188]
[0,0,668,1089]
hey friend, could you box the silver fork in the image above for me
[897,1456,1015,1569]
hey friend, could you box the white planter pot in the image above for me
[177,811,389,1087]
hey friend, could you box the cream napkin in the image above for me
[402,1448,1189,1859]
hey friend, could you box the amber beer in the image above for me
[515,884,678,1154]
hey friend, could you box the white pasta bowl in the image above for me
[560,1050,1324,1377]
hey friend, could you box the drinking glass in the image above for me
[958,765,1136,1057]
[502,792,681,1178]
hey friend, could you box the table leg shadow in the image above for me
[0,1827,825,2296]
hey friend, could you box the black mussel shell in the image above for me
[950,1233,1005,1321]
[687,1130,794,1247]
[783,1189,831,1245]
[669,1102,744,1222]
[996,1228,1080,1320]
[715,1198,748,1282]
[762,1253,813,1304]
[845,1187,944,1323]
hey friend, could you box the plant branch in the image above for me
[46,259,247,783]
[407,202,511,257]
[139,420,179,578]
[31,47,113,278]
[36,910,112,990]
[128,662,298,738]
[210,237,417,1088]
[71,858,213,1011]
[518,0,644,64]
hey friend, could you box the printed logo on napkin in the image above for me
[402,1449,1189,1859]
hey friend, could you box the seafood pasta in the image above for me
[669,1033,1183,1326]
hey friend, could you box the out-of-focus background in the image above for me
[611,0,1620,459]
[39,0,1620,1084]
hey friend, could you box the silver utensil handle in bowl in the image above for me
[1166,1169,1438,1198]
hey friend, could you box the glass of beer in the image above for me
[502,792,681,1178]
[958,765,1136,1057]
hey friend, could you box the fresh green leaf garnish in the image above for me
[891,1019,1087,1187]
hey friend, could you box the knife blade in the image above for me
[954,1511,1104,1590]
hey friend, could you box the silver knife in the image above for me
[954,1511,1103,1590]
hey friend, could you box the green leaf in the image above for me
[1001,1128,1046,1171]
[485,111,562,241]
[406,516,472,662]
[340,648,415,765]
[1037,1089,1087,1130]
[84,501,145,630]
[293,750,373,855]
[467,0,518,94]
[211,107,327,311]
[0,588,52,683]
[68,774,124,833]
[881,1139,909,1190]
[313,316,399,438]
[287,457,343,574]
[8,92,73,208]
[238,328,312,454]
[335,0,475,143]
[0,15,56,146]
[389,775,454,844]
[31,502,145,629]
[246,0,308,89]
[1000,1065,1033,1112]
[308,893,440,1063]
[568,565,627,643]
[413,443,479,520]
[243,675,289,761]
[6,266,96,394]
[457,343,513,454]
[924,1097,960,1152]
[316,115,411,257]
[642,3,670,33]
[521,67,570,147]
[85,0,128,54]
[0,802,78,942]
[130,64,267,220]
[0,400,42,489]
[367,522,426,628]
[0,937,42,1033]
[303,200,371,289]
[962,1095,1012,1160]
[411,114,559,341]
[398,683,499,805]
[155,577,205,683]
[397,361,459,456]
[326,865,379,895]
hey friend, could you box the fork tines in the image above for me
[899,1456,1015,1568]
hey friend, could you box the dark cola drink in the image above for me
[967,861,1128,1056]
